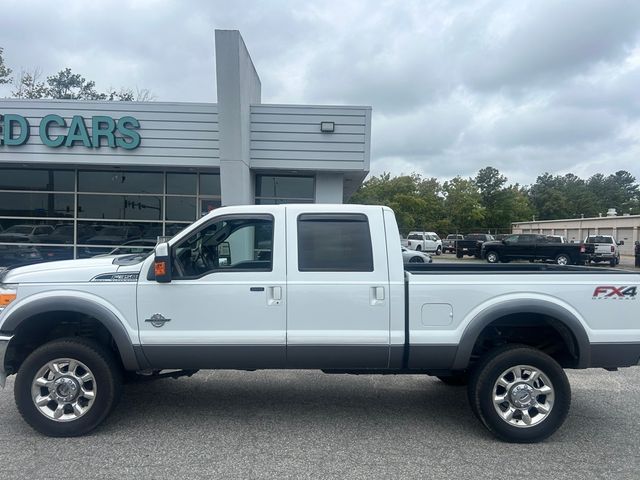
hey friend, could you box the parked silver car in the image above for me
[401,246,432,263]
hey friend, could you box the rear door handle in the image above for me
[250,287,265,292]
[370,286,385,305]
[268,286,282,305]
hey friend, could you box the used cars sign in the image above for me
[0,113,141,150]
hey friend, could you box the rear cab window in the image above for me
[586,236,613,244]
[297,213,373,271]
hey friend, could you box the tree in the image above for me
[349,173,444,235]
[12,68,48,99]
[442,176,485,233]
[46,68,106,100]
[0,47,11,85]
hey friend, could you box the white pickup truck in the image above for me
[0,204,639,443]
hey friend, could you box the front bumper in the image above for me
[0,335,13,388]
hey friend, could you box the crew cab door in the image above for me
[285,206,391,368]
[136,209,286,369]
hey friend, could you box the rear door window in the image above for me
[297,214,373,272]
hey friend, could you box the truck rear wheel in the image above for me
[467,345,570,443]
[14,338,122,437]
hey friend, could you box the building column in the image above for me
[315,172,344,203]
[215,30,261,206]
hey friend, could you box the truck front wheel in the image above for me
[14,338,122,437]
[555,254,570,266]
[486,251,499,263]
[467,345,570,443]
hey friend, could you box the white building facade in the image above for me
[0,30,371,263]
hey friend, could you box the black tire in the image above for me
[609,258,616,267]
[485,251,499,263]
[435,246,442,256]
[437,373,468,386]
[555,254,571,266]
[467,345,570,443]
[456,252,463,258]
[409,256,424,263]
[415,245,422,251]
[14,338,122,437]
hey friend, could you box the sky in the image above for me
[1,0,639,186]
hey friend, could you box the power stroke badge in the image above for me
[592,286,637,300]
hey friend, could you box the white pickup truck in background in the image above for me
[406,231,443,255]
[584,235,622,266]
[0,204,638,443]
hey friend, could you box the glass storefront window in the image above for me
[0,168,74,192]
[76,221,162,257]
[167,173,197,195]
[255,175,314,203]
[200,198,222,217]
[0,168,222,265]
[0,192,74,217]
[166,197,197,221]
[78,195,163,221]
[78,170,163,194]
[199,173,221,196]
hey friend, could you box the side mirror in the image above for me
[618,240,624,246]
[154,242,172,283]
[217,241,231,266]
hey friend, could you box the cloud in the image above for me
[0,0,639,186]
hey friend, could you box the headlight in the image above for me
[0,284,17,311]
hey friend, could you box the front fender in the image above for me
[0,290,140,371]
[452,295,591,370]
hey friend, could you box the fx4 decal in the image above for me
[592,286,637,300]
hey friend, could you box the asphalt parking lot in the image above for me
[0,367,639,479]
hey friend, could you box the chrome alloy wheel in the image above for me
[486,252,498,263]
[31,358,97,422]
[492,365,554,428]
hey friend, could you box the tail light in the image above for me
[580,245,585,253]
[611,246,615,253]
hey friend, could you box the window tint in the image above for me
[518,235,535,244]
[173,216,273,277]
[297,214,373,272]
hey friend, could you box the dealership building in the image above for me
[0,30,371,263]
